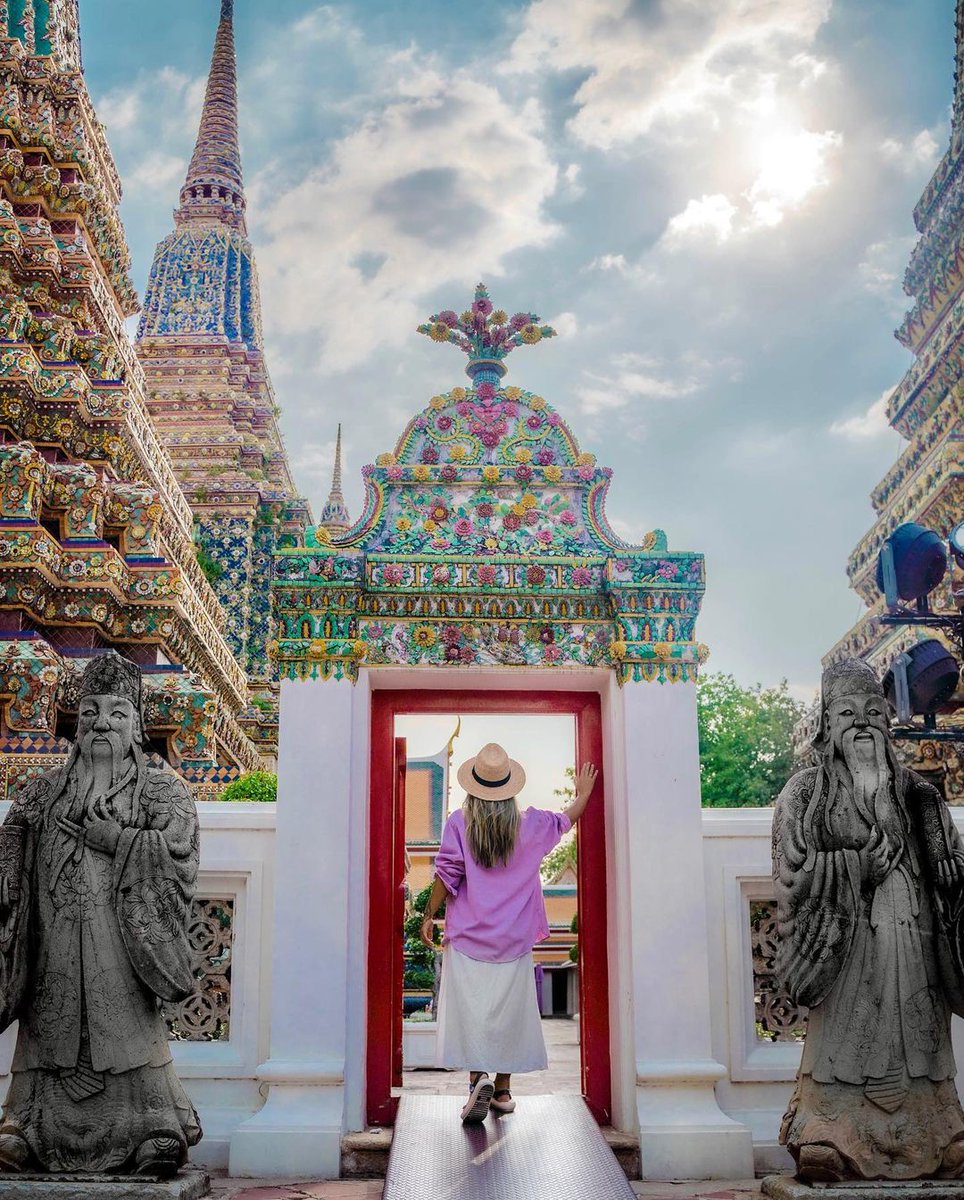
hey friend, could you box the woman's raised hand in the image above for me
[564,762,599,823]
[575,763,598,802]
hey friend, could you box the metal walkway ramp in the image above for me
[384,1094,636,1200]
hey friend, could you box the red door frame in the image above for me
[366,689,611,1125]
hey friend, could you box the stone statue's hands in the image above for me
[0,875,13,922]
[84,818,122,856]
[937,851,964,889]
[865,825,900,887]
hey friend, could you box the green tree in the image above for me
[221,771,277,803]
[404,883,443,990]
[541,766,577,881]
[697,673,806,807]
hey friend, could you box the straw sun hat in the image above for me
[456,742,526,803]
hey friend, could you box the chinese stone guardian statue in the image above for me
[769,657,964,1185]
[0,652,202,1176]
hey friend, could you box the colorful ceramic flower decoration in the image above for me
[417,283,556,370]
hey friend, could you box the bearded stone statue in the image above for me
[0,651,202,1176]
[770,657,964,1185]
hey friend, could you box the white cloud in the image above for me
[291,437,341,489]
[663,193,737,246]
[253,66,560,372]
[503,0,832,150]
[880,128,940,173]
[829,389,895,441]
[858,236,916,311]
[745,128,841,227]
[548,311,579,338]
[577,352,702,415]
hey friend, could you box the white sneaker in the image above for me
[490,1090,516,1115]
[460,1075,494,1124]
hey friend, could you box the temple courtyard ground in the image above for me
[208,1018,765,1199]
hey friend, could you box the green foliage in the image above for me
[221,771,278,803]
[697,673,806,808]
[195,546,223,584]
[541,833,576,882]
[541,766,577,882]
[250,696,274,713]
[403,883,444,989]
[568,911,579,963]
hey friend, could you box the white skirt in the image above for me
[435,946,548,1073]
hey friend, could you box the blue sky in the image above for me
[80,0,956,699]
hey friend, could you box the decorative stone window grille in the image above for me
[164,897,234,1042]
[750,899,807,1043]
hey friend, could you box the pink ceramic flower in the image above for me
[386,464,404,481]
[436,415,453,431]
[523,509,539,527]
[503,513,521,531]
[477,563,497,584]
[414,416,428,430]
[438,310,459,327]
[572,566,592,587]
[560,509,577,526]
[578,465,594,480]
[527,564,546,585]
[383,564,404,584]
[473,296,493,316]
[446,644,461,661]
[433,564,451,585]
[515,464,533,483]
[510,312,529,331]
[459,645,475,663]
[527,414,543,430]
[476,502,494,518]
[480,430,500,448]
[547,412,561,426]
[543,644,562,662]
[536,448,554,465]
[536,528,553,544]
[454,517,473,537]
[502,402,518,418]
[421,445,439,464]
[441,624,462,644]
[440,464,457,482]
[456,401,473,417]
[476,381,496,402]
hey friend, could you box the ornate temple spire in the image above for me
[320,426,351,537]
[176,0,246,231]
[955,0,964,130]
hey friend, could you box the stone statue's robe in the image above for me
[773,763,964,1180]
[0,764,202,1173]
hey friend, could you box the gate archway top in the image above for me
[272,286,707,685]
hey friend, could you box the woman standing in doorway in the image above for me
[420,742,598,1124]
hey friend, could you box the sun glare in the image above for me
[747,127,841,226]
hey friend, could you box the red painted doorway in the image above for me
[366,689,611,1125]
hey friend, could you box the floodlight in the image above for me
[883,638,960,718]
[950,521,964,572]
[876,522,948,609]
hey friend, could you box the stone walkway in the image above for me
[210,1178,765,1199]
[209,1022,767,1200]
[398,1015,582,1096]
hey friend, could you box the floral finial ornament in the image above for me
[417,283,556,383]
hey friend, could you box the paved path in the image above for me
[399,1015,582,1097]
[210,1177,765,1199]
[384,1093,635,1200]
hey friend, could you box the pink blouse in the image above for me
[434,806,572,963]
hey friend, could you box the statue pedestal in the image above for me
[0,1168,209,1200]
[763,1176,964,1198]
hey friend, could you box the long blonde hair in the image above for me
[463,794,520,869]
